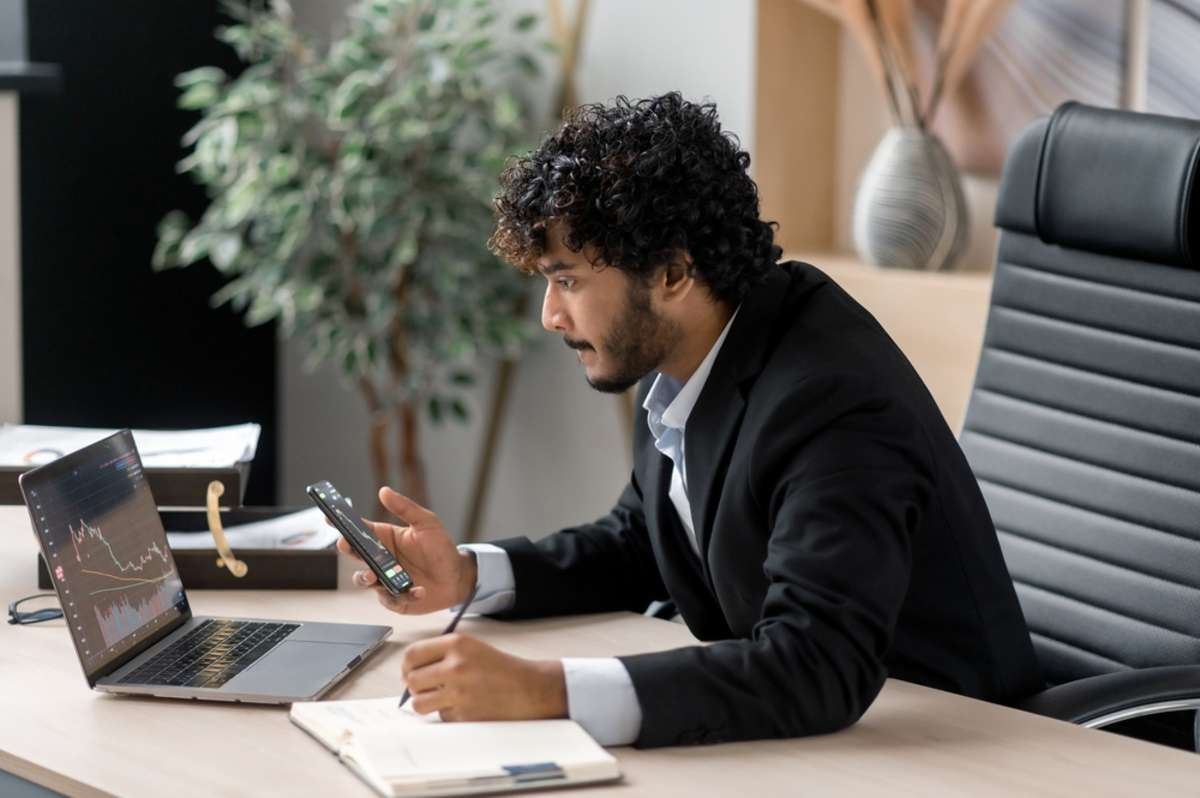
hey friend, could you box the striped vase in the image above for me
[852,127,969,271]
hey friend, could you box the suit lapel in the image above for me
[639,439,670,550]
[685,267,793,562]
[639,430,711,582]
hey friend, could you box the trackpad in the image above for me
[224,640,362,699]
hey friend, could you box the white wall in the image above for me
[0,93,20,424]
[279,1,758,545]
[575,1,756,155]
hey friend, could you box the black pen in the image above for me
[400,585,478,708]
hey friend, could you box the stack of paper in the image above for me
[164,507,339,551]
[0,423,261,469]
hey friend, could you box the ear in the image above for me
[658,252,695,301]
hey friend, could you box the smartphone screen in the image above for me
[306,481,412,594]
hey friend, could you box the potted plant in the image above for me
[154,0,544,508]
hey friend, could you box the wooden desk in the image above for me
[2,506,1199,796]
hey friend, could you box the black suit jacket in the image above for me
[493,261,1042,747]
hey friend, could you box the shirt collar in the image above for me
[643,307,740,434]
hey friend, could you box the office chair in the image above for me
[959,102,1200,748]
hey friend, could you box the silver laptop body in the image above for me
[19,429,391,703]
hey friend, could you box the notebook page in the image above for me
[291,696,437,748]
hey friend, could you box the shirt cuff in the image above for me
[456,543,516,614]
[562,657,642,747]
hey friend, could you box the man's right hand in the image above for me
[337,486,477,615]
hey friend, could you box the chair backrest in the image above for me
[960,102,1200,687]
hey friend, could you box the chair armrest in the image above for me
[1020,665,1200,728]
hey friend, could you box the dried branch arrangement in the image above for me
[801,0,1013,128]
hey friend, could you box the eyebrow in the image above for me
[537,261,575,276]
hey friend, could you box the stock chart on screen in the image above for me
[27,435,186,672]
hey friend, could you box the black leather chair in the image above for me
[959,101,1200,747]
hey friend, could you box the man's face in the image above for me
[538,228,678,394]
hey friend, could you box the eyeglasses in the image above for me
[7,593,64,625]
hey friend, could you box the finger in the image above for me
[404,656,458,695]
[401,634,459,677]
[336,538,364,560]
[410,686,453,716]
[375,583,424,602]
[361,518,404,553]
[353,569,378,587]
[375,584,426,614]
[379,487,437,526]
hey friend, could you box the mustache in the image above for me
[563,337,595,352]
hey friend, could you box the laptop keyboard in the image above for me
[119,619,298,690]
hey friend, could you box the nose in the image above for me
[542,283,568,333]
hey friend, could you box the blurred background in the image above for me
[2,0,1197,544]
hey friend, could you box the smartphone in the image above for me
[306,480,413,595]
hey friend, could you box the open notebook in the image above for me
[289,697,621,798]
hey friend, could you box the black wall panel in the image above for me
[19,2,278,504]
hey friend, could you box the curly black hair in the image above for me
[488,92,781,305]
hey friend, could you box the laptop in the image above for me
[18,428,392,703]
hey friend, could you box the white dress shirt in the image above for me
[459,310,738,746]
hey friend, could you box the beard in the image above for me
[566,280,677,394]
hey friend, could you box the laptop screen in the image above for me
[20,429,187,679]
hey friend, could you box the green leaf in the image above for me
[224,174,260,225]
[152,211,190,270]
[493,92,520,128]
[216,24,256,59]
[209,234,243,271]
[296,284,325,313]
[210,276,250,308]
[427,397,444,424]
[390,232,419,269]
[178,230,211,265]
[181,117,216,148]
[179,82,220,110]
[462,36,493,59]
[331,70,377,123]
[448,335,476,359]
[267,154,300,184]
[175,66,226,89]
[366,94,405,128]
[449,397,469,421]
[513,13,538,32]
[246,296,278,326]
[397,118,431,139]
[513,52,539,78]
[449,370,475,387]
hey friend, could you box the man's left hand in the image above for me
[401,633,568,722]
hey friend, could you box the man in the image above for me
[340,93,1043,748]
